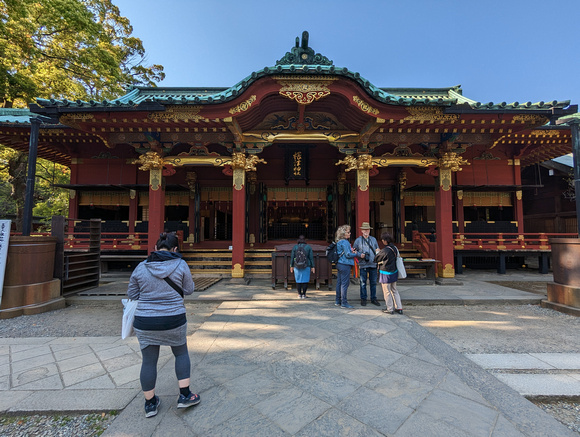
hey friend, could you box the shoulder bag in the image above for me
[121,299,138,339]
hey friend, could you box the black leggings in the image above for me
[297,283,309,295]
[140,343,190,392]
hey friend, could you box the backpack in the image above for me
[325,242,340,264]
[294,244,308,269]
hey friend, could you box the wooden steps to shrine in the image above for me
[182,249,272,278]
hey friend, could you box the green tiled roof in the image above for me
[0,108,35,124]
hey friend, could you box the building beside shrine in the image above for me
[1,31,578,279]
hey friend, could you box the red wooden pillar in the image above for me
[231,154,246,278]
[355,155,371,229]
[68,159,80,219]
[128,190,137,234]
[148,167,165,253]
[512,159,524,233]
[188,196,195,243]
[456,190,465,234]
[435,167,455,278]
[355,181,370,231]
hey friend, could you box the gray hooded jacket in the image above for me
[127,252,195,318]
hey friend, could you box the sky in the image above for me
[113,0,580,108]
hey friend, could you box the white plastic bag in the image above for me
[121,299,138,339]
[396,248,407,279]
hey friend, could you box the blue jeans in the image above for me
[359,267,377,301]
[335,263,352,305]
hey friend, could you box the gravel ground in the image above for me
[0,298,578,435]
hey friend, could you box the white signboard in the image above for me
[0,220,11,303]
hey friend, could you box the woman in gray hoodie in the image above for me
[127,232,198,418]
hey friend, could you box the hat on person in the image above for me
[359,222,373,230]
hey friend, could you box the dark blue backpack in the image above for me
[326,242,340,264]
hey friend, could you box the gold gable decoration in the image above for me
[148,105,205,122]
[463,191,512,207]
[403,107,460,123]
[276,77,335,105]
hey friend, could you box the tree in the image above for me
[0,0,164,230]
[0,0,165,107]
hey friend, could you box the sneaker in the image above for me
[371,300,381,306]
[360,299,367,306]
[382,309,394,314]
[341,303,354,309]
[145,395,160,418]
[335,302,341,306]
[177,392,201,409]
[395,309,404,315]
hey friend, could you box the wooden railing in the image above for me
[453,233,578,251]
[63,231,149,251]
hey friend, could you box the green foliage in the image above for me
[0,0,164,229]
[0,0,165,107]
[0,145,70,227]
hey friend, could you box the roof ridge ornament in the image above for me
[276,31,333,66]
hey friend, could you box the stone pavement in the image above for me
[0,270,578,436]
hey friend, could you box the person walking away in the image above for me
[375,232,403,315]
[334,224,358,308]
[353,222,380,307]
[127,232,200,418]
[290,234,315,299]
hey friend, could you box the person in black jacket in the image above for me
[375,232,403,315]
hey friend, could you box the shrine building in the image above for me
[1,31,578,280]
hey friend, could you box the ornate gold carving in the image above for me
[439,263,455,278]
[457,190,463,201]
[439,152,469,172]
[357,168,369,192]
[398,171,407,191]
[530,129,560,137]
[69,190,76,199]
[512,114,548,125]
[403,107,460,123]
[516,190,522,201]
[129,189,136,200]
[439,168,452,191]
[233,168,245,191]
[277,78,334,105]
[336,154,373,172]
[149,168,162,191]
[134,151,166,171]
[229,95,256,114]
[148,105,204,122]
[353,96,379,115]
[232,263,244,278]
[230,152,267,172]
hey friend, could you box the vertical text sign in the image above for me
[0,220,11,303]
